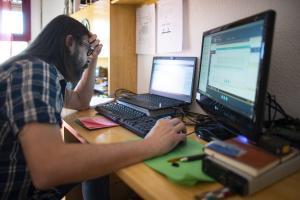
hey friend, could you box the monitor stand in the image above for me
[194,122,236,142]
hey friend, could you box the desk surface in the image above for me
[63,109,300,200]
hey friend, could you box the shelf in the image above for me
[71,0,137,95]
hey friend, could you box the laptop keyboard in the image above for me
[95,102,159,137]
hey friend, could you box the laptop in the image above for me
[117,56,197,110]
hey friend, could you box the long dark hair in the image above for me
[3,15,89,82]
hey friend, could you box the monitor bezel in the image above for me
[196,10,276,142]
[149,56,197,103]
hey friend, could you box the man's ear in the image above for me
[65,34,75,54]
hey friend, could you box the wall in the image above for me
[41,0,65,27]
[137,0,300,118]
[31,0,65,40]
[31,0,41,40]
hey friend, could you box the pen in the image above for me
[186,131,195,136]
[178,131,194,136]
[168,154,206,163]
[179,154,206,162]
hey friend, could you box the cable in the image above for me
[113,88,137,99]
[265,92,298,129]
[177,108,237,141]
[178,108,211,125]
[264,92,300,145]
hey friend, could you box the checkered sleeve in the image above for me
[7,60,64,136]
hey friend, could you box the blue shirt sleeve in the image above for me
[7,59,64,136]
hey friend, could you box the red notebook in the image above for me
[76,116,119,130]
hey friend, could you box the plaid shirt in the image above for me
[0,57,74,199]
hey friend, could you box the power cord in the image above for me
[179,108,236,141]
[265,92,299,128]
[264,92,300,145]
[113,88,137,99]
[174,107,211,125]
[265,92,295,127]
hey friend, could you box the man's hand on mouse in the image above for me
[144,118,186,157]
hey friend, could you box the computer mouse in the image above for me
[195,129,213,142]
[194,124,235,142]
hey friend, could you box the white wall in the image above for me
[41,0,65,27]
[137,0,300,118]
[31,0,41,40]
[31,0,65,40]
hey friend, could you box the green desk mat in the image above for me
[144,138,214,185]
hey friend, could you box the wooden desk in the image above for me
[63,109,300,200]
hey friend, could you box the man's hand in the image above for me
[65,32,103,110]
[88,33,103,59]
[144,118,186,157]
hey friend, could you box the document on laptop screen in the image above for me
[150,59,195,96]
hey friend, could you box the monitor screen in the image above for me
[150,57,197,103]
[196,10,276,141]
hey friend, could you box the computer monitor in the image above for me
[196,10,276,142]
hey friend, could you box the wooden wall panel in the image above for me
[109,4,137,95]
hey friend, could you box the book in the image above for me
[76,116,119,130]
[204,138,280,177]
[279,147,299,162]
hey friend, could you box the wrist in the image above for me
[140,138,160,159]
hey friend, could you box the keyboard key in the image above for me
[95,102,158,137]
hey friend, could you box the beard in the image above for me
[67,47,87,84]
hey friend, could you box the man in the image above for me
[0,15,186,199]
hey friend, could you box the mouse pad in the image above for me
[144,138,214,185]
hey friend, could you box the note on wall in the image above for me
[136,4,156,55]
[157,0,183,53]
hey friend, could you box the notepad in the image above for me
[76,116,119,130]
[144,139,214,185]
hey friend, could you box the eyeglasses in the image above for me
[80,41,94,56]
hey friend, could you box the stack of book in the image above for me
[204,138,284,177]
[203,137,300,195]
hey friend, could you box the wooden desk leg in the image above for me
[63,127,81,143]
[61,127,83,200]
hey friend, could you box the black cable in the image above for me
[177,108,237,142]
[267,93,271,124]
[179,108,211,125]
[113,88,137,99]
[265,92,298,129]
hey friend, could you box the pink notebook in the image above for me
[76,116,119,130]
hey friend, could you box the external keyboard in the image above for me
[95,102,159,137]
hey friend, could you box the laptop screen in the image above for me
[149,57,197,103]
